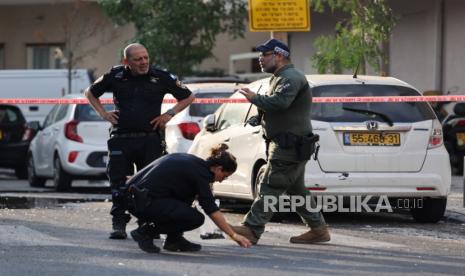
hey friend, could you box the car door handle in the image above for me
[224,138,230,142]
[252,130,260,134]
[53,127,59,131]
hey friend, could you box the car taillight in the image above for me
[454,119,465,127]
[65,120,83,143]
[68,151,79,163]
[178,122,201,140]
[21,124,33,141]
[428,119,443,149]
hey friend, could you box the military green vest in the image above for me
[250,64,312,161]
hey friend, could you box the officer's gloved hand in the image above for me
[246,115,261,127]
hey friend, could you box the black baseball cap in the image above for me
[256,39,290,57]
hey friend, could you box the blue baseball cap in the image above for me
[256,39,290,57]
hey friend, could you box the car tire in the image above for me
[410,197,447,223]
[254,163,290,222]
[15,165,28,179]
[252,164,266,199]
[27,155,46,187]
[53,156,72,192]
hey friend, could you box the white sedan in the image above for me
[27,94,112,191]
[162,82,243,153]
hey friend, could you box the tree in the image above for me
[98,0,247,77]
[55,0,118,93]
[311,0,398,75]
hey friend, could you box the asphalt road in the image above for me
[1,170,465,275]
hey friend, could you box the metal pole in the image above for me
[67,51,73,94]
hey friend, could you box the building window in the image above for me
[0,44,4,69]
[26,44,64,69]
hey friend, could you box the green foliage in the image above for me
[311,0,398,74]
[98,0,246,76]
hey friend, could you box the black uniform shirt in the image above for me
[126,153,219,214]
[89,65,192,133]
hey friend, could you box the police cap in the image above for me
[256,39,290,57]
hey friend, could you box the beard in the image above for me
[260,63,277,74]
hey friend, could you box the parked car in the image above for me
[0,104,36,178]
[161,82,244,153]
[182,76,248,84]
[189,75,451,223]
[27,94,113,191]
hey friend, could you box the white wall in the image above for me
[443,0,465,94]
[389,0,438,92]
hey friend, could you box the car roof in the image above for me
[305,74,415,89]
[250,74,416,90]
[182,76,248,84]
[0,104,22,110]
[62,93,113,99]
[185,82,242,94]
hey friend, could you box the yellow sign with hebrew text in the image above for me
[248,0,310,32]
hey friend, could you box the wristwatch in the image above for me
[165,108,176,117]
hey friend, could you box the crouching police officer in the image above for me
[124,144,252,253]
[85,43,194,239]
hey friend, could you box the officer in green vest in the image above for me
[233,38,330,245]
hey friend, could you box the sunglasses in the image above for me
[259,51,274,58]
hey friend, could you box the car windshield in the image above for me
[75,104,114,121]
[189,92,233,117]
[311,85,436,122]
[0,105,24,125]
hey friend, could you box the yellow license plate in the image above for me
[456,133,465,146]
[0,129,2,140]
[343,132,400,146]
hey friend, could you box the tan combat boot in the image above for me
[230,225,259,245]
[289,225,330,244]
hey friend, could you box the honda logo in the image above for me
[366,121,378,131]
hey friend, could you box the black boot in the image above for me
[130,225,160,253]
[163,235,201,252]
[109,215,130,239]
[109,223,127,239]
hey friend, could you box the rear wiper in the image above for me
[343,107,394,126]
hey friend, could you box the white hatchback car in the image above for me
[189,75,451,223]
[162,82,243,153]
[27,94,113,191]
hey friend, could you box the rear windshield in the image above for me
[189,92,233,117]
[0,105,25,124]
[75,104,114,121]
[311,85,436,123]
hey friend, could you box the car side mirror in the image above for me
[27,121,42,131]
[203,114,216,132]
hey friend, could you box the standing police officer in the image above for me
[85,43,194,239]
[233,39,331,244]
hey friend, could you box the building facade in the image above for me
[0,0,464,94]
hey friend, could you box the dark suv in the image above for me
[0,105,36,178]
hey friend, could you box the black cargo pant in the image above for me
[136,198,205,239]
[107,133,162,225]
